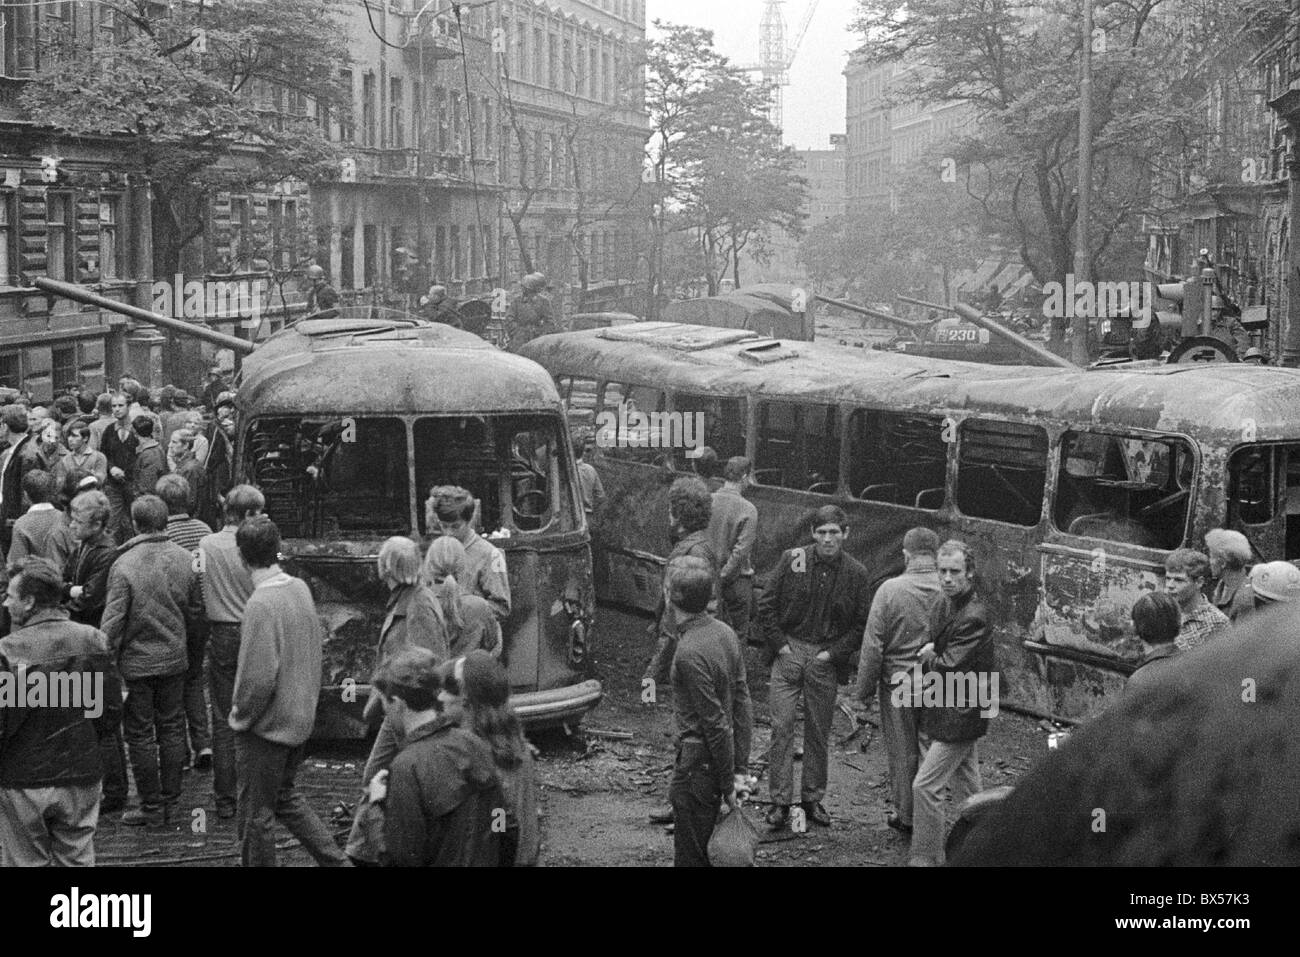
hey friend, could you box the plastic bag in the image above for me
[708,806,760,867]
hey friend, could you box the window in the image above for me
[563,39,573,93]
[956,420,1047,527]
[414,414,576,535]
[1055,430,1193,549]
[450,225,461,278]
[46,193,74,281]
[389,77,404,149]
[99,193,124,279]
[847,410,947,508]
[361,72,377,147]
[0,353,18,390]
[671,393,746,472]
[229,197,251,269]
[340,225,355,289]
[338,70,355,142]
[1230,443,1300,558]
[0,192,17,286]
[558,376,600,430]
[533,28,544,84]
[435,226,446,279]
[52,346,77,394]
[363,224,377,288]
[548,34,559,89]
[754,401,840,493]
[247,417,411,539]
[435,87,448,152]
[598,382,668,464]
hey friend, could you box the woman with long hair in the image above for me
[347,537,450,866]
[442,651,539,866]
[424,535,502,659]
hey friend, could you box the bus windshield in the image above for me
[244,413,578,540]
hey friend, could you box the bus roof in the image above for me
[239,319,561,415]
[522,323,1300,440]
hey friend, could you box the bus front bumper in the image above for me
[510,679,604,728]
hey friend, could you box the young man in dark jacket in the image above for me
[61,489,127,812]
[375,647,504,867]
[100,494,204,826]
[666,557,752,867]
[708,456,758,644]
[758,505,872,830]
[99,392,137,544]
[909,539,996,866]
[0,558,111,865]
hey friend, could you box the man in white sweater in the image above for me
[230,517,347,867]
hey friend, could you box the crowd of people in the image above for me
[640,454,1293,867]
[0,374,538,866]
[637,457,996,867]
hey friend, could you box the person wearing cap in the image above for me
[1205,528,1254,622]
[1126,591,1181,696]
[419,285,462,327]
[506,272,557,350]
[372,648,505,867]
[201,368,229,413]
[204,394,237,512]
[1242,347,1268,365]
[304,264,338,315]
[1246,561,1300,612]
[1163,548,1228,651]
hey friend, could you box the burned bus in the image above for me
[237,311,601,733]
[521,321,1300,720]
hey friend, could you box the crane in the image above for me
[758,0,820,132]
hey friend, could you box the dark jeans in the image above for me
[720,576,754,644]
[94,670,128,805]
[234,731,348,867]
[105,484,132,545]
[207,623,241,814]
[122,673,186,811]
[184,630,211,758]
[669,739,721,867]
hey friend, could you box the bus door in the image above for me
[1034,429,1197,715]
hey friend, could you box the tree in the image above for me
[647,23,808,300]
[851,0,1207,343]
[21,0,351,278]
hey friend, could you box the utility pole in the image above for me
[1071,0,1094,367]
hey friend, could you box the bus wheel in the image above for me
[1167,335,1239,364]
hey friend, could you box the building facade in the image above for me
[0,2,154,399]
[797,134,847,229]
[494,0,649,314]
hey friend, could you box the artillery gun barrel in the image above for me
[814,294,935,330]
[951,302,1077,370]
[32,277,257,356]
[897,294,957,314]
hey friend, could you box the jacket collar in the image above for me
[12,606,71,629]
[252,564,287,588]
[1138,643,1178,667]
[403,712,458,744]
[119,531,171,552]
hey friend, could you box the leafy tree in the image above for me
[851,0,1207,343]
[21,0,351,278]
[647,23,808,300]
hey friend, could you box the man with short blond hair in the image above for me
[1164,548,1228,651]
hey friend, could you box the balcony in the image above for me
[401,16,461,63]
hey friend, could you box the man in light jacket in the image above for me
[229,517,347,867]
[854,526,943,835]
[100,495,204,826]
[708,456,758,644]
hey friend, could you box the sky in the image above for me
[646,0,859,151]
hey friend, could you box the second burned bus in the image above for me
[522,321,1300,720]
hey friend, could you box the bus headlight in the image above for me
[569,617,589,666]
